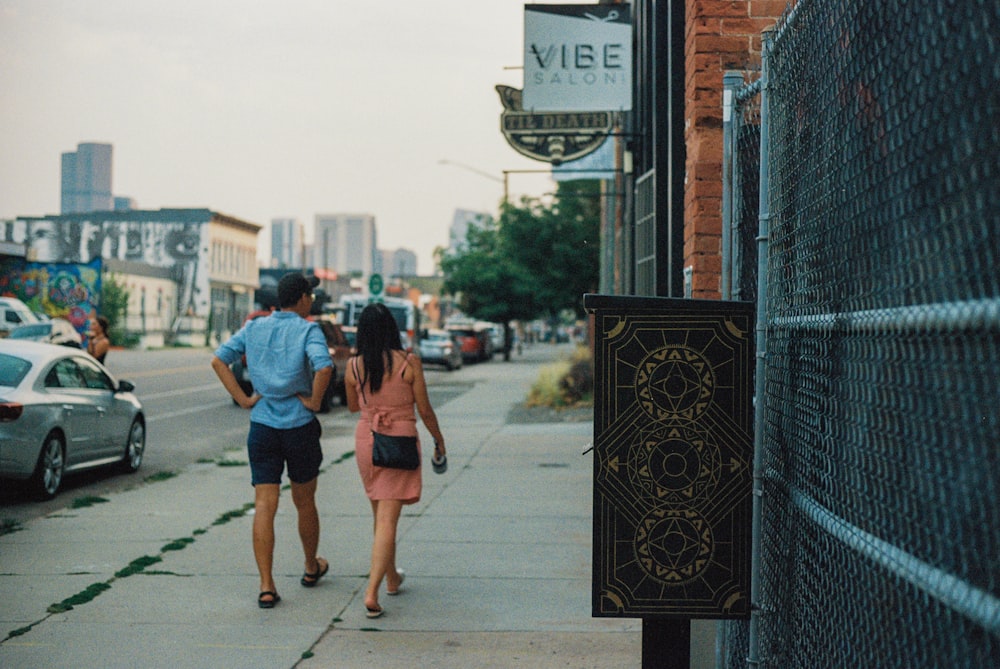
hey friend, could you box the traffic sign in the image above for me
[368,273,384,296]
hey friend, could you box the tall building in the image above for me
[382,248,418,277]
[270,217,304,268]
[313,213,377,277]
[61,143,113,214]
[449,208,489,254]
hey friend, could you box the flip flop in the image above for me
[386,569,405,596]
[365,605,384,619]
[258,591,281,609]
[301,557,329,587]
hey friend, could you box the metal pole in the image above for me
[721,72,743,301]
[747,29,774,669]
[643,619,691,669]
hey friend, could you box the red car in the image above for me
[446,326,494,363]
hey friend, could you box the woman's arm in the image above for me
[408,355,445,454]
[88,336,110,361]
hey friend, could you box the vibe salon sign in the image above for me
[522,4,632,112]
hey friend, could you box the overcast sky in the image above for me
[0,0,566,274]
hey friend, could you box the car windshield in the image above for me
[427,333,450,342]
[0,352,32,387]
[8,323,50,339]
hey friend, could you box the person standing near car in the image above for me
[211,272,333,609]
[345,302,446,619]
[86,315,111,363]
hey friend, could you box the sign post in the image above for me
[368,273,384,301]
[584,294,755,669]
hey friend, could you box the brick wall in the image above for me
[683,0,784,299]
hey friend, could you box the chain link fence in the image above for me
[721,0,999,666]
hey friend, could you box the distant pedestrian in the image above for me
[86,315,111,364]
[345,302,445,619]
[210,272,333,609]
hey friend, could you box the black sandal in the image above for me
[258,591,280,609]
[300,557,329,587]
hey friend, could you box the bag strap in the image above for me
[353,357,366,404]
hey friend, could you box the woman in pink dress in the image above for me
[345,303,446,619]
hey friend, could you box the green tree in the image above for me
[100,272,131,347]
[501,179,601,318]
[440,217,540,360]
[439,180,601,358]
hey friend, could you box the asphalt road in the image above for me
[0,345,476,526]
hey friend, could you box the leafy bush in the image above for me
[527,346,593,408]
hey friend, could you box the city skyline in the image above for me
[0,1,563,274]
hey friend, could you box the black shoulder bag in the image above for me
[356,358,420,470]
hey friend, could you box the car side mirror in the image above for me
[117,380,136,393]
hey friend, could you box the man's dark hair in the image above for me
[276,273,319,308]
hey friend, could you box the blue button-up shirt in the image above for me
[214,311,333,429]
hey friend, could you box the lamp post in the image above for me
[440,160,592,206]
[437,159,509,204]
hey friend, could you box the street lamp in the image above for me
[440,160,581,205]
[438,159,511,204]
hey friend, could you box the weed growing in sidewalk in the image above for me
[71,495,109,509]
[161,536,196,552]
[115,555,163,578]
[211,502,254,526]
[144,470,177,483]
[0,518,23,536]
[48,582,112,613]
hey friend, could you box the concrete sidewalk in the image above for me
[0,343,711,668]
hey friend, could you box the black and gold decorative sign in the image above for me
[496,85,612,165]
[584,295,754,619]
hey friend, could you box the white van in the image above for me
[0,297,40,337]
[338,294,421,351]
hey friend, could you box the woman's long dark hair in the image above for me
[356,302,403,394]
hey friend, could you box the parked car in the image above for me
[418,329,463,371]
[341,325,357,355]
[0,339,145,499]
[312,316,352,409]
[447,325,494,363]
[486,323,506,353]
[228,310,351,412]
[0,297,40,338]
[7,318,83,348]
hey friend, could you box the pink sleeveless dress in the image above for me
[353,352,422,504]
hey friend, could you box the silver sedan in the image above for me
[0,339,145,499]
[418,329,463,371]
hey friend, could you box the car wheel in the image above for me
[30,432,65,500]
[120,418,145,473]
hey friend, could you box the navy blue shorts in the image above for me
[247,418,322,485]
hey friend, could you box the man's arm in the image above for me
[211,356,260,409]
[297,365,333,413]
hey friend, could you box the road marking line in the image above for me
[147,401,232,422]
[139,383,221,400]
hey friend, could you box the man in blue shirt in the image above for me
[211,272,333,608]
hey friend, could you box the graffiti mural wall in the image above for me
[7,212,212,326]
[0,257,102,335]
